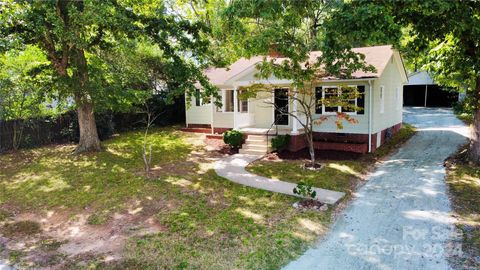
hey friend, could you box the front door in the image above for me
[274,88,289,125]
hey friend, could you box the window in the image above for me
[316,85,365,115]
[380,85,385,114]
[237,90,248,112]
[323,87,338,113]
[194,89,210,106]
[357,86,365,115]
[195,89,201,106]
[224,90,234,112]
[341,86,357,113]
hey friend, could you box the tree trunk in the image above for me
[12,120,24,151]
[75,100,101,154]
[73,48,101,154]
[306,130,315,166]
[469,76,480,163]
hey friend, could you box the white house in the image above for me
[184,45,408,154]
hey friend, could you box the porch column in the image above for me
[292,87,299,134]
[233,86,238,129]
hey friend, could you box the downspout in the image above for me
[185,94,189,128]
[368,80,373,153]
[211,94,214,134]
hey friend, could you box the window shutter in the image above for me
[357,86,365,115]
[315,86,322,114]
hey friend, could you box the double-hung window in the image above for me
[237,90,248,113]
[315,85,365,115]
[224,90,234,112]
[194,89,210,107]
[195,89,202,106]
[220,89,248,112]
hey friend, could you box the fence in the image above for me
[0,97,185,153]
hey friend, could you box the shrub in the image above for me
[223,130,243,148]
[271,134,291,151]
[293,182,317,199]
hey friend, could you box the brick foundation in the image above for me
[182,122,403,154]
[187,123,211,129]
[180,124,231,134]
[288,122,402,154]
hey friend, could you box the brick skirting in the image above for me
[182,122,403,154]
[180,124,231,134]
[288,122,402,154]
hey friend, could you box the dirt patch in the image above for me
[1,199,169,268]
[204,138,238,155]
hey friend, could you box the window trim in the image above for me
[322,85,340,115]
[318,85,360,115]
[195,89,202,107]
[223,89,234,112]
[237,90,249,113]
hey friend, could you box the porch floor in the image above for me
[238,127,303,135]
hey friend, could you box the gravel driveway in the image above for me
[284,107,470,270]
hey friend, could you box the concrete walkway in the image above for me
[0,261,13,270]
[214,153,345,204]
[283,107,469,270]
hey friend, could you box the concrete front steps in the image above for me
[239,134,274,155]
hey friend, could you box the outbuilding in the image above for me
[403,71,458,107]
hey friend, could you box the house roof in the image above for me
[406,70,435,85]
[204,45,397,86]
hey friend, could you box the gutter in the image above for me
[368,79,373,153]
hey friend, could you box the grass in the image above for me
[0,127,191,213]
[0,127,333,269]
[1,220,41,237]
[247,123,416,195]
[247,160,365,194]
[445,147,480,268]
[0,124,416,269]
[0,209,11,222]
[456,113,473,125]
[367,123,416,160]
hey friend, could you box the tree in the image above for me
[325,1,480,162]
[1,0,219,153]
[0,46,53,150]
[223,0,371,165]
[243,82,359,166]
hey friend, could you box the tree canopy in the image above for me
[326,0,480,161]
[0,0,220,152]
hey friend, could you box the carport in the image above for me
[404,71,458,107]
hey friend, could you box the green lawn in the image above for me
[247,123,416,196]
[445,147,480,268]
[247,160,365,194]
[0,124,415,269]
[0,128,332,269]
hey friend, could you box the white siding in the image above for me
[371,56,404,133]
[185,97,211,125]
[249,91,274,128]
[311,81,371,134]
